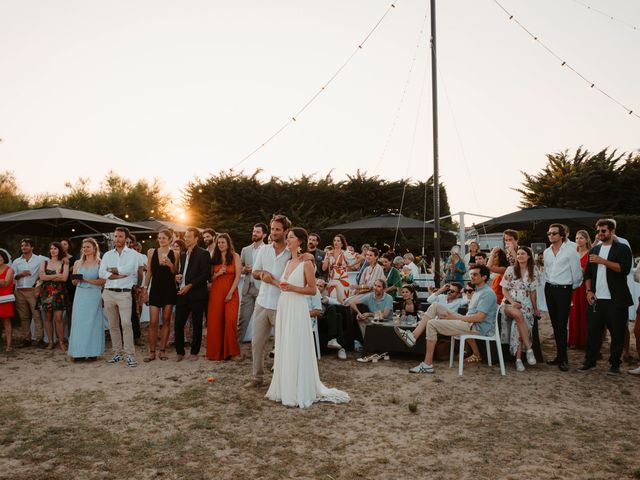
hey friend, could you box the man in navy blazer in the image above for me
[579,219,633,375]
[175,227,211,361]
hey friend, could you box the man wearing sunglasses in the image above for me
[578,219,633,375]
[543,223,583,371]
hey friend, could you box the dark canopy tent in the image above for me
[325,214,434,233]
[129,217,201,235]
[472,206,603,235]
[0,206,151,237]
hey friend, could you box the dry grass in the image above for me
[1,316,639,479]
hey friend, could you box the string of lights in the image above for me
[492,0,639,119]
[230,2,399,171]
[568,0,639,32]
[370,2,429,176]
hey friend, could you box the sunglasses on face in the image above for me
[546,231,559,236]
[464,289,473,293]
[596,229,608,234]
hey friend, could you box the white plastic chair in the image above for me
[449,302,506,376]
[311,317,321,360]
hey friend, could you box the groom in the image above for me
[245,215,292,387]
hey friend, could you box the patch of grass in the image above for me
[69,389,107,408]
[408,400,418,413]
[389,395,399,404]
[633,468,640,479]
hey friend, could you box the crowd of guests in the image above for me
[1,216,639,380]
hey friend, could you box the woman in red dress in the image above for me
[0,250,15,352]
[568,230,591,349]
[206,233,242,361]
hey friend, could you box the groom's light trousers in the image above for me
[251,304,277,383]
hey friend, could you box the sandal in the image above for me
[357,354,377,363]
[372,352,390,363]
[144,351,157,363]
[158,350,168,361]
[464,353,482,364]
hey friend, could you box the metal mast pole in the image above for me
[430,0,441,287]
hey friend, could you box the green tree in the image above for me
[0,171,29,214]
[183,169,452,253]
[515,148,633,212]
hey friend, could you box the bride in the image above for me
[266,227,350,409]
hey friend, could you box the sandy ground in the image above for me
[1,315,640,480]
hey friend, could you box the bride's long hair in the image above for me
[288,227,309,254]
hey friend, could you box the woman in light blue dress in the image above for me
[68,239,106,360]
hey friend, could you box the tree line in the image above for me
[516,148,640,250]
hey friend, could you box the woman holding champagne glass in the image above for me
[141,230,178,361]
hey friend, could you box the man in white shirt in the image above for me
[237,223,268,345]
[426,282,469,311]
[12,239,46,346]
[246,215,292,387]
[543,223,583,371]
[99,227,142,367]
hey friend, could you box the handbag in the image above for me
[0,294,16,304]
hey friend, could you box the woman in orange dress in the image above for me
[206,233,242,361]
[568,230,591,349]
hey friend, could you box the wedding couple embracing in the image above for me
[247,214,349,409]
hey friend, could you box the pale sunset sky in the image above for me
[1,0,638,224]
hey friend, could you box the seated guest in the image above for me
[501,246,539,372]
[380,254,402,299]
[399,284,419,317]
[349,279,394,335]
[395,281,475,356]
[397,265,497,373]
[394,256,414,284]
[68,238,106,361]
[426,282,469,310]
[463,283,474,303]
[403,253,420,277]
[354,247,385,295]
[310,280,347,360]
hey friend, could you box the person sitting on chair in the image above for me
[396,265,497,374]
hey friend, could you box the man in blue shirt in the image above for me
[350,279,394,323]
[405,265,497,374]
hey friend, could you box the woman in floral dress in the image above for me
[500,246,539,372]
[37,242,69,352]
[322,234,357,303]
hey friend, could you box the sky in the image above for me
[1,0,638,225]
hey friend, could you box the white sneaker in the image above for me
[525,349,536,365]
[327,338,342,350]
[409,362,434,374]
[628,366,640,375]
[515,359,525,372]
[337,348,347,360]
[393,326,416,347]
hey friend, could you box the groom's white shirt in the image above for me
[253,244,292,310]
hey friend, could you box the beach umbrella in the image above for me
[0,205,152,237]
[472,206,603,234]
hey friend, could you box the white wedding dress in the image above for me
[266,261,350,409]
